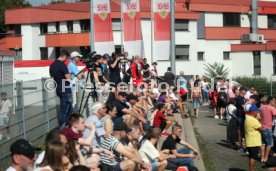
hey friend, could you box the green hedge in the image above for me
[233,77,276,96]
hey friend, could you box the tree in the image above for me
[0,0,31,33]
[204,62,230,79]
[50,0,66,4]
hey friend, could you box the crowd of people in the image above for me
[5,50,200,171]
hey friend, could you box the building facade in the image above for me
[2,0,276,78]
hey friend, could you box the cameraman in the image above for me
[109,52,122,87]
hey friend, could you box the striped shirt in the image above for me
[100,135,122,166]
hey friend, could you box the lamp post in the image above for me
[170,0,176,73]
[90,0,95,52]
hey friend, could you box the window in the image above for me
[197,52,204,61]
[112,19,121,31]
[175,20,189,31]
[40,48,48,60]
[273,51,276,75]
[253,51,261,75]
[14,25,21,35]
[175,45,189,60]
[67,21,73,32]
[40,23,48,34]
[80,20,90,32]
[55,47,60,58]
[56,22,60,32]
[223,13,240,27]
[115,45,124,54]
[268,15,276,28]
[223,52,230,60]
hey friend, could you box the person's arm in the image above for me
[122,108,146,123]
[110,58,120,69]
[115,143,145,165]
[78,123,95,146]
[93,71,99,82]
[171,149,196,158]
[179,140,198,153]
[92,147,114,159]
[104,117,113,135]
[75,143,86,165]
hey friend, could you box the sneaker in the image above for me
[214,115,219,119]
[161,132,170,137]
[220,116,224,120]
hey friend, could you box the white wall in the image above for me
[231,52,254,76]
[21,24,45,60]
[205,13,223,27]
[261,51,273,76]
[48,22,56,33]
[258,15,268,29]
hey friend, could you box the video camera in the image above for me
[118,54,133,63]
[81,51,97,69]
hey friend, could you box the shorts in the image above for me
[0,116,9,127]
[151,160,158,171]
[181,94,187,101]
[262,129,274,147]
[193,99,200,109]
[247,146,260,159]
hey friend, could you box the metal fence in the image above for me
[0,78,59,169]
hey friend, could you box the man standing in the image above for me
[68,51,84,111]
[0,92,12,141]
[109,52,121,87]
[164,67,175,88]
[142,58,150,83]
[260,96,276,162]
[235,87,246,150]
[6,139,37,171]
[50,50,73,126]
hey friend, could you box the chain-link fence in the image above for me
[0,78,59,169]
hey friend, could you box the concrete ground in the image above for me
[191,105,264,171]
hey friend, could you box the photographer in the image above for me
[109,52,122,87]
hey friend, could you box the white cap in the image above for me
[70,51,83,58]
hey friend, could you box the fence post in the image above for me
[16,81,25,139]
[41,78,50,133]
[271,77,273,96]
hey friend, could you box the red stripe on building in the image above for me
[231,44,266,52]
[266,41,276,51]
[190,4,251,13]
[205,27,250,40]
[45,33,90,47]
[154,13,170,41]
[14,60,86,67]
[259,29,276,40]
[123,12,142,41]
[0,36,22,50]
[94,14,113,42]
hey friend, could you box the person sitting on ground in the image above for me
[34,141,72,171]
[6,139,37,171]
[161,124,199,169]
[244,105,264,171]
[153,103,174,137]
[101,103,117,135]
[139,127,176,171]
[123,125,143,147]
[100,120,150,171]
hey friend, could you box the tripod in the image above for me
[79,69,98,116]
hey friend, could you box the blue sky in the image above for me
[26,0,76,6]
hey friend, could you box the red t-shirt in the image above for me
[153,110,166,127]
[62,128,82,140]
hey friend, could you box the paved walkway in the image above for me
[191,105,263,171]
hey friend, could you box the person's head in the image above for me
[58,50,70,62]
[147,127,162,141]
[228,98,236,106]
[91,102,107,117]
[127,125,141,141]
[194,82,199,87]
[117,92,128,102]
[70,51,82,64]
[67,114,85,132]
[127,94,138,106]
[250,87,255,93]
[249,95,258,104]
[143,58,147,64]
[103,53,110,60]
[111,52,118,60]
[152,62,158,67]
[172,124,182,137]
[41,141,69,171]
[124,52,129,58]
[10,139,36,170]
[70,165,90,171]
[239,87,246,96]
[106,103,117,118]
[45,128,67,146]
[0,92,7,100]
[179,71,184,76]
[94,54,103,64]
[167,67,171,72]
[113,120,132,140]
[249,105,260,118]
[157,103,166,112]
[196,75,200,80]
[267,96,275,107]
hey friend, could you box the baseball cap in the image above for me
[118,92,128,97]
[249,95,258,101]
[113,120,132,132]
[71,51,83,58]
[249,105,259,112]
[10,139,38,159]
[103,53,110,58]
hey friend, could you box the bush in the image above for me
[233,76,276,96]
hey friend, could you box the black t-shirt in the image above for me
[164,72,175,87]
[235,95,245,119]
[218,92,228,104]
[161,135,181,153]
[112,99,129,121]
[142,63,150,78]
[92,63,105,83]
[108,59,121,85]
[49,60,71,97]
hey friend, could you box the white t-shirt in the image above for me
[244,91,253,99]
[0,100,12,117]
[6,167,16,171]
[35,151,45,165]
[226,104,237,120]
[139,140,160,164]
[33,166,53,171]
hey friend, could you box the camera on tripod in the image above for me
[81,51,97,69]
[118,54,132,63]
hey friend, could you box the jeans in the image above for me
[168,147,195,167]
[202,89,209,101]
[58,93,73,126]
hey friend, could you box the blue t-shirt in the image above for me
[177,76,187,89]
[49,60,71,96]
[68,60,79,90]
